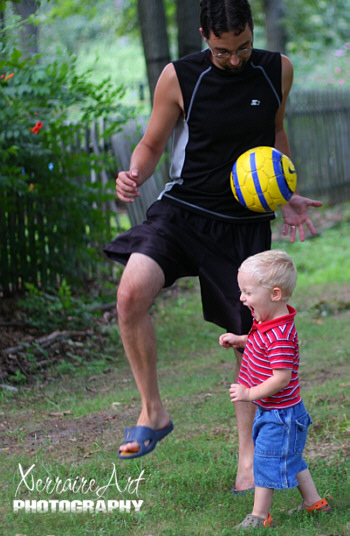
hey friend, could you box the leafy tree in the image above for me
[284,0,350,54]
[16,0,348,100]
[12,0,39,56]
[176,0,201,58]
[262,0,287,54]
[252,0,350,54]
[138,0,170,101]
[0,22,131,293]
[136,0,202,99]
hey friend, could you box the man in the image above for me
[104,0,322,492]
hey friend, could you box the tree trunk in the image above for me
[263,0,287,54]
[0,10,5,50]
[176,0,201,58]
[137,0,171,104]
[12,0,39,57]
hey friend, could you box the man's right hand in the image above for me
[116,169,141,203]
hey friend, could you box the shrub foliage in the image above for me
[0,35,131,294]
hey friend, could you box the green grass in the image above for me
[0,203,349,535]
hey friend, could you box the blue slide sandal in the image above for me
[118,421,174,459]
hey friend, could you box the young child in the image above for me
[219,250,331,529]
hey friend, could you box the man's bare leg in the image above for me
[233,348,256,491]
[117,253,170,454]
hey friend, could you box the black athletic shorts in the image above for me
[104,200,272,334]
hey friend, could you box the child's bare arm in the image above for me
[219,333,248,349]
[229,368,292,402]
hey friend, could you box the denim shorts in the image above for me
[252,401,312,489]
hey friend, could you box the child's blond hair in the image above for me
[239,250,297,298]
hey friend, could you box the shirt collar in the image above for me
[252,305,297,334]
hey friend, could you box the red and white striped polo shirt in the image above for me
[238,305,302,409]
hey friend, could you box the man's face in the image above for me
[203,24,253,73]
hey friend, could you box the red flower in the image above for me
[31,121,43,134]
[1,73,15,81]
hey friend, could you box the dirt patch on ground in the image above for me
[1,407,122,461]
[0,368,141,462]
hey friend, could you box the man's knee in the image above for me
[116,253,165,324]
[116,279,143,321]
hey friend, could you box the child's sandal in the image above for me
[234,512,274,530]
[288,498,331,515]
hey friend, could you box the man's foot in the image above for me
[118,421,174,459]
[234,513,274,530]
[118,410,171,456]
[233,473,255,494]
[231,486,255,495]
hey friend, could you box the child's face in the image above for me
[238,270,279,323]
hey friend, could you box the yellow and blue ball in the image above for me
[230,146,297,213]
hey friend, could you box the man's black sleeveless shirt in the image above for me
[158,48,283,222]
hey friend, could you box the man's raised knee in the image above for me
[116,283,141,322]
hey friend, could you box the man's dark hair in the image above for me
[200,0,254,38]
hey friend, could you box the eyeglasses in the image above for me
[208,46,253,59]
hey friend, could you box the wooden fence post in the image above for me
[110,119,167,227]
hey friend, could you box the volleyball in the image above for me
[230,146,297,213]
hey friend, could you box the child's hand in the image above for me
[219,333,247,349]
[229,383,251,402]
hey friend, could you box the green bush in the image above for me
[0,32,132,294]
[17,281,94,331]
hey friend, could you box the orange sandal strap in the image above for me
[306,498,330,512]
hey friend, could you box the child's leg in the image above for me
[252,486,274,519]
[296,468,321,506]
[234,486,275,529]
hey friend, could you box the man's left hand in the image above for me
[282,194,323,243]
